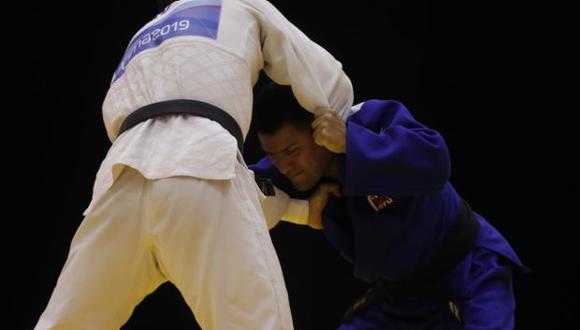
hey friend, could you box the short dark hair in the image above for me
[253,82,314,134]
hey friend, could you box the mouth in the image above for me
[288,171,303,180]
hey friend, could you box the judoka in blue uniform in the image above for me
[251,82,526,330]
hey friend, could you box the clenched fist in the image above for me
[312,108,347,154]
[307,183,341,229]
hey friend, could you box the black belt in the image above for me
[341,198,480,323]
[118,99,244,153]
[417,198,480,280]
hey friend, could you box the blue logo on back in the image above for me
[112,0,222,82]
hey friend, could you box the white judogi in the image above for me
[36,0,353,329]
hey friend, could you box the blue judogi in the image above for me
[251,100,525,329]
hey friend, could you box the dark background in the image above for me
[9,0,575,329]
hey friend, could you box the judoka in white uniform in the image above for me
[35,0,353,329]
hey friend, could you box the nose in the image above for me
[271,156,295,176]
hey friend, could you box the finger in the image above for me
[310,222,323,230]
[322,183,341,198]
[311,116,322,130]
[314,113,343,131]
[313,135,325,147]
[320,183,336,193]
[328,184,342,198]
[312,113,331,130]
[312,124,322,139]
[313,107,333,117]
[312,127,327,146]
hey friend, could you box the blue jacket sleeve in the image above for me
[343,100,451,196]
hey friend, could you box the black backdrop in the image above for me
[9,0,575,329]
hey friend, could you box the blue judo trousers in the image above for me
[251,100,525,330]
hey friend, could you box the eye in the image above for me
[287,148,300,156]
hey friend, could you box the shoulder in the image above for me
[346,99,409,117]
[345,99,413,126]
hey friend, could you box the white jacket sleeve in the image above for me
[252,0,354,117]
[261,186,309,229]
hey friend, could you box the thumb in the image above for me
[322,183,342,198]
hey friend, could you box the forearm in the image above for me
[280,199,309,225]
[256,0,353,117]
[261,186,309,229]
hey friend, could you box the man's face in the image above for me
[259,123,333,191]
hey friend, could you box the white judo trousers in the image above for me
[36,164,291,329]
